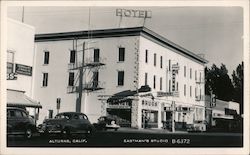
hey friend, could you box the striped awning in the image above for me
[7,89,42,108]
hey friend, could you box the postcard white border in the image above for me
[0,1,249,155]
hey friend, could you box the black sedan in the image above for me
[38,112,94,137]
[7,107,37,139]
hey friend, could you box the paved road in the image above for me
[7,129,243,147]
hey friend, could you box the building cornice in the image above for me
[35,27,208,64]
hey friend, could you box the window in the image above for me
[160,56,163,68]
[190,68,192,79]
[70,50,76,63]
[169,80,171,92]
[145,50,148,63]
[169,60,171,71]
[153,75,156,89]
[160,77,162,90]
[154,53,156,66]
[15,110,23,118]
[184,66,186,77]
[7,62,14,74]
[199,72,202,82]
[184,84,186,96]
[195,70,197,80]
[118,47,125,62]
[118,71,124,86]
[42,73,48,87]
[145,73,148,85]
[176,82,179,91]
[94,49,100,62]
[68,72,74,86]
[44,51,49,64]
[195,87,197,97]
[190,86,192,97]
[93,71,99,88]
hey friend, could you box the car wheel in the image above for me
[25,128,33,139]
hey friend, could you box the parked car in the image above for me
[37,112,94,137]
[187,121,206,132]
[7,107,37,139]
[93,116,120,131]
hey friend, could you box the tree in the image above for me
[232,62,244,114]
[205,64,234,101]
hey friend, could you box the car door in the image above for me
[7,109,17,133]
[77,114,90,132]
[14,109,28,134]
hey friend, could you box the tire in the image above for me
[25,128,33,139]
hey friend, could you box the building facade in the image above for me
[6,19,41,121]
[33,27,208,130]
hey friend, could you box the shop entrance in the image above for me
[107,108,131,127]
[141,110,158,128]
[162,111,173,130]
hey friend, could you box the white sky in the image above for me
[7,6,243,75]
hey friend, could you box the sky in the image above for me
[7,6,243,75]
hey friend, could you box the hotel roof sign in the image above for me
[116,8,152,18]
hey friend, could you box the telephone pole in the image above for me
[76,42,85,112]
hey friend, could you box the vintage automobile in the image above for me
[7,107,37,139]
[37,112,94,137]
[187,121,206,132]
[93,116,120,131]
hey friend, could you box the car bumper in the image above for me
[106,124,120,129]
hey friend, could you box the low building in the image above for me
[33,26,208,130]
[205,95,241,132]
[6,19,41,123]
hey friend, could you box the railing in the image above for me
[67,81,104,93]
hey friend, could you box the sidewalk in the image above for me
[117,127,188,134]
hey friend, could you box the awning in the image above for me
[7,89,42,108]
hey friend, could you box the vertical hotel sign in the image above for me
[116,9,152,18]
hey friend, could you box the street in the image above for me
[7,128,243,147]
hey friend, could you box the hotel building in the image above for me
[33,27,208,129]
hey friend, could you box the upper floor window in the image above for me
[184,84,186,96]
[7,62,14,74]
[190,68,192,79]
[160,77,162,90]
[145,72,148,85]
[154,53,156,66]
[169,60,171,71]
[176,82,179,91]
[94,49,100,62]
[195,70,197,80]
[44,51,49,64]
[118,47,125,62]
[160,56,163,68]
[70,50,76,63]
[190,86,192,97]
[118,71,124,86]
[145,50,148,63]
[184,66,186,77]
[93,71,99,88]
[68,72,74,86]
[42,73,48,87]
[153,75,156,89]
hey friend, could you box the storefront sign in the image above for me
[15,63,32,76]
[7,72,17,80]
[116,8,152,18]
[107,101,131,109]
[157,91,173,97]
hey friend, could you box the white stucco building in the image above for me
[6,19,41,121]
[33,27,208,129]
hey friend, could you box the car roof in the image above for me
[56,112,86,115]
[7,107,27,111]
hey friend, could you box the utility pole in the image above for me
[76,42,85,112]
[172,101,175,132]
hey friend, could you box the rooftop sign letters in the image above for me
[116,8,152,18]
